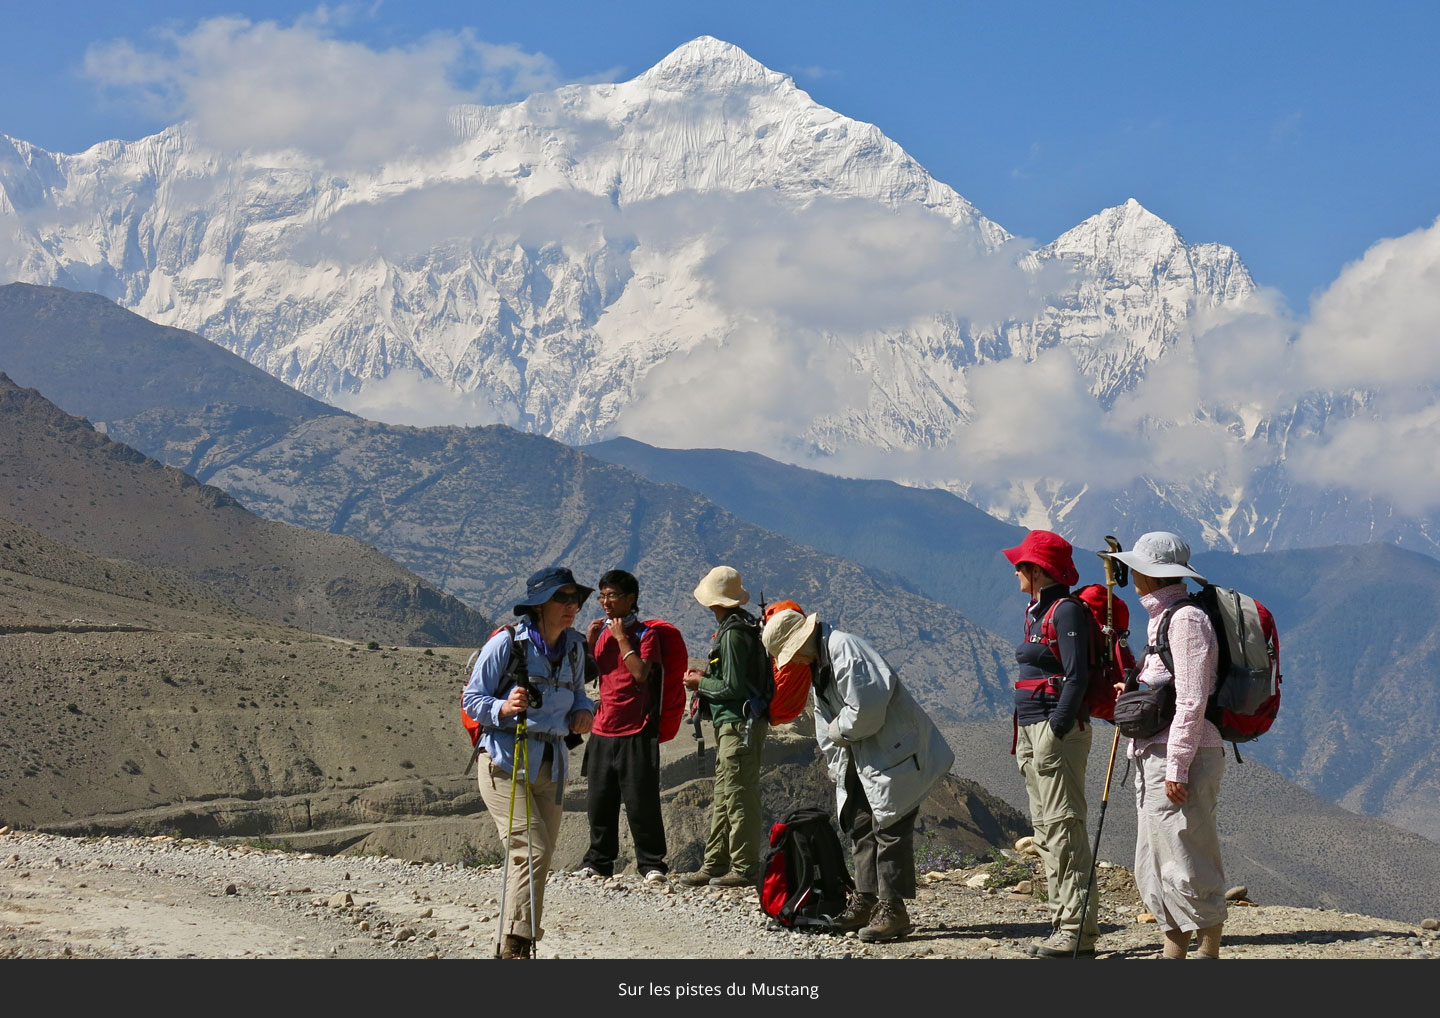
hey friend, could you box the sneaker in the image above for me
[500,934,533,959]
[708,871,757,888]
[678,870,722,887]
[857,899,914,942]
[643,869,667,885]
[574,865,603,879]
[1030,930,1095,958]
[835,891,878,934]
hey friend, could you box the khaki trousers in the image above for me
[476,752,562,941]
[702,719,768,878]
[1015,720,1099,940]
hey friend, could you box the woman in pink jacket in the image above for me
[1103,532,1226,960]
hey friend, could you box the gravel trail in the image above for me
[3,829,1437,961]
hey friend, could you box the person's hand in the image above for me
[585,617,605,647]
[498,685,528,719]
[569,709,594,735]
[1113,681,1125,696]
[1165,780,1189,805]
[606,617,628,644]
[683,668,703,691]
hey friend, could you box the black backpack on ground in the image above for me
[759,806,854,930]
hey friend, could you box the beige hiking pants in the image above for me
[1016,720,1100,941]
[476,752,562,941]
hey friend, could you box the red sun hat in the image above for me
[1002,530,1079,587]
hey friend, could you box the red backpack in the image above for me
[1037,584,1134,723]
[642,619,689,743]
[761,600,813,725]
[593,618,688,742]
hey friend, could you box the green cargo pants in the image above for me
[702,719,768,878]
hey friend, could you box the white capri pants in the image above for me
[1133,744,1228,932]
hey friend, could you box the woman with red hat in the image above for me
[1002,530,1101,958]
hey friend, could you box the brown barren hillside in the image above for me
[0,373,488,646]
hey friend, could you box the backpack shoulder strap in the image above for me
[505,624,528,684]
[1037,595,1100,670]
[812,623,832,693]
[1036,595,1071,649]
[1148,596,1199,676]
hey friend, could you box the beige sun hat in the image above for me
[762,608,819,667]
[693,565,750,608]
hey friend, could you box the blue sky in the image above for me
[1,0,1437,309]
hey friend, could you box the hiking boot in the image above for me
[500,934,533,959]
[643,869,667,885]
[708,871,757,888]
[1030,930,1095,958]
[678,870,723,887]
[857,899,914,942]
[835,891,878,934]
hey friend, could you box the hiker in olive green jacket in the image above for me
[679,566,770,888]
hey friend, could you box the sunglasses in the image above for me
[549,590,587,605]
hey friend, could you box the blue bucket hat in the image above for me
[511,565,593,616]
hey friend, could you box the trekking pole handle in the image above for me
[1100,535,1122,590]
[1100,726,1122,802]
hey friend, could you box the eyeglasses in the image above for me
[549,590,587,605]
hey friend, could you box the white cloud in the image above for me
[1272,215,1440,508]
[1295,214,1440,391]
[1287,398,1440,515]
[613,318,870,457]
[83,10,569,168]
[695,194,1054,333]
[637,211,1440,518]
[607,192,1064,458]
[332,368,514,429]
[288,180,518,263]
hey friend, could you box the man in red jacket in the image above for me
[578,569,669,883]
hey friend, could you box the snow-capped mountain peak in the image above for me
[10,35,1364,557]
[1049,198,1188,276]
[637,35,788,92]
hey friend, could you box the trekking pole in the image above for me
[1074,535,1126,959]
[495,722,520,959]
[690,691,706,776]
[495,678,539,959]
[521,722,536,959]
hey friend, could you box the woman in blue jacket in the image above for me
[463,566,595,959]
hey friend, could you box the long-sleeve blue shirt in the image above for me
[461,623,594,785]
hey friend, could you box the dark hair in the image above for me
[598,569,639,599]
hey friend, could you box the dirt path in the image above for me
[3,829,1437,962]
